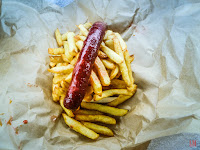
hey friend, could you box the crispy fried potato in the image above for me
[83,22,92,29]
[76,40,83,51]
[74,109,103,115]
[62,113,99,140]
[101,59,115,70]
[103,30,113,40]
[130,54,134,63]
[55,28,63,47]
[61,32,68,41]
[53,74,69,84]
[105,39,114,50]
[67,32,78,55]
[113,38,131,87]
[94,57,110,86]
[107,95,132,107]
[83,95,93,102]
[101,45,123,64]
[75,35,86,41]
[77,24,89,36]
[98,50,107,59]
[50,62,57,68]
[50,56,64,63]
[82,122,114,136]
[115,33,127,51]
[60,80,69,89]
[70,53,80,66]
[60,95,74,117]
[90,70,102,96]
[81,102,128,116]
[75,115,116,124]
[110,65,119,80]
[48,48,64,55]
[115,72,121,79]
[93,89,133,101]
[63,41,73,62]
[48,65,74,74]
[65,72,72,83]
[52,84,60,102]
[110,79,127,89]
[56,63,68,67]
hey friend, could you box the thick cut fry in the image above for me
[90,70,102,96]
[94,89,133,101]
[50,56,64,63]
[75,115,116,124]
[85,86,93,96]
[107,95,132,107]
[130,55,134,63]
[60,80,69,89]
[105,39,114,50]
[61,32,68,41]
[82,122,114,136]
[48,48,64,55]
[76,40,83,51]
[65,72,72,83]
[77,24,89,36]
[115,72,121,79]
[83,22,92,29]
[50,62,56,68]
[101,45,123,64]
[62,113,99,140]
[67,32,78,55]
[60,95,74,117]
[75,35,86,41]
[55,28,63,47]
[48,65,74,74]
[56,63,68,67]
[81,102,128,116]
[101,59,115,70]
[98,50,107,58]
[110,65,119,80]
[63,41,73,62]
[70,53,80,66]
[94,57,110,86]
[113,38,131,87]
[74,109,103,115]
[52,84,60,102]
[103,30,113,40]
[115,33,127,51]
[53,74,69,84]
[110,79,127,89]
[83,95,93,102]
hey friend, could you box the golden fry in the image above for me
[81,102,128,116]
[48,65,74,74]
[75,114,116,124]
[90,70,102,96]
[103,30,113,40]
[115,33,127,51]
[48,48,64,55]
[101,45,123,64]
[62,113,99,140]
[74,109,103,115]
[101,59,115,70]
[98,50,107,59]
[93,89,133,101]
[110,79,127,89]
[76,40,83,51]
[67,32,78,55]
[65,72,72,83]
[105,39,114,50]
[82,122,114,136]
[50,56,64,63]
[70,53,80,66]
[113,38,131,87]
[94,57,110,86]
[63,41,73,62]
[110,65,119,80]
[55,28,63,47]
[130,54,134,63]
[77,24,89,36]
[50,62,56,68]
[83,22,92,29]
[107,95,132,107]
[61,32,68,41]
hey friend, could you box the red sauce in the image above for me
[23,120,28,124]
[7,117,13,125]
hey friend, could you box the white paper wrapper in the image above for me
[0,0,200,149]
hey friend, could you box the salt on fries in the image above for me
[48,22,137,140]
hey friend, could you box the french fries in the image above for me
[81,102,128,116]
[82,122,114,136]
[48,23,137,140]
[62,113,99,140]
[75,115,116,124]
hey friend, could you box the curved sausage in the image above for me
[64,22,107,109]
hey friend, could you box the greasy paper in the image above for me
[0,0,200,149]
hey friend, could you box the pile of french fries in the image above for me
[48,22,137,140]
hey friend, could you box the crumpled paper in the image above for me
[0,0,200,149]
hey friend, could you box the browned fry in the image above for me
[110,79,127,89]
[94,57,110,86]
[50,62,56,68]
[98,50,108,58]
[60,95,74,118]
[110,65,119,80]
[130,54,134,63]
[107,95,132,107]
[50,56,64,63]
[90,70,102,96]
[101,59,115,70]
[75,114,116,124]
[74,109,103,115]
[48,48,64,55]
[55,28,63,47]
